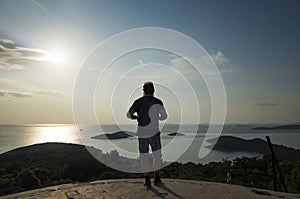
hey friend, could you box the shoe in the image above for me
[144,176,151,188]
[154,172,162,186]
[154,177,162,186]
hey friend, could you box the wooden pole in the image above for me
[266,136,278,191]
[266,136,288,193]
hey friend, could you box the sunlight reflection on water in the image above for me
[33,126,79,143]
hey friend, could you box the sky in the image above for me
[0,0,300,124]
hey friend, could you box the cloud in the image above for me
[201,51,229,66]
[170,56,202,79]
[169,50,239,79]
[0,38,49,70]
[0,78,28,89]
[34,89,65,96]
[254,102,279,107]
[0,90,32,98]
[31,0,57,20]
[0,78,16,85]
[138,59,144,65]
[0,39,15,44]
[0,89,66,101]
[209,51,241,74]
[0,79,38,97]
[209,51,229,65]
[0,78,66,100]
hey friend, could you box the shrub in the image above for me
[99,171,118,180]
[290,168,300,193]
[63,155,106,181]
[17,169,40,189]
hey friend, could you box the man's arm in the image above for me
[127,108,138,120]
[158,106,167,121]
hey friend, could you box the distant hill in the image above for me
[0,142,141,174]
[252,124,300,130]
[0,143,102,168]
[208,136,300,161]
[0,143,140,196]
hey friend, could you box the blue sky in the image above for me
[0,0,299,124]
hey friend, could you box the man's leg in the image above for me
[149,134,162,185]
[140,156,151,188]
[152,150,162,171]
[138,138,151,187]
[153,151,162,185]
[140,153,151,175]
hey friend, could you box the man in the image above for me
[127,82,167,188]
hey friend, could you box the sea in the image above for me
[0,124,299,164]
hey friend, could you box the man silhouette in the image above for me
[127,82,167,188]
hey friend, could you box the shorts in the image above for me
[138,133,162,158]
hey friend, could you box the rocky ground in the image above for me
[1,179,300,199]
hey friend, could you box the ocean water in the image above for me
[0,124,299,164]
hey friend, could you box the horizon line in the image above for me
[0,122,299,126]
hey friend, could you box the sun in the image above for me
[43,50,66,63]
[50,51,65,63]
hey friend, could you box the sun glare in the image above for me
[43,50,65,63]
[51,51,65,63]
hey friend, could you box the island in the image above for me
[167,132,185,136]
[91,131,135,140]
[273,125,300,130]
[252,127,276,130]
[207,136,300,161]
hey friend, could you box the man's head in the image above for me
[143,81,155,95]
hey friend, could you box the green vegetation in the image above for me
[1,142,300,196]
